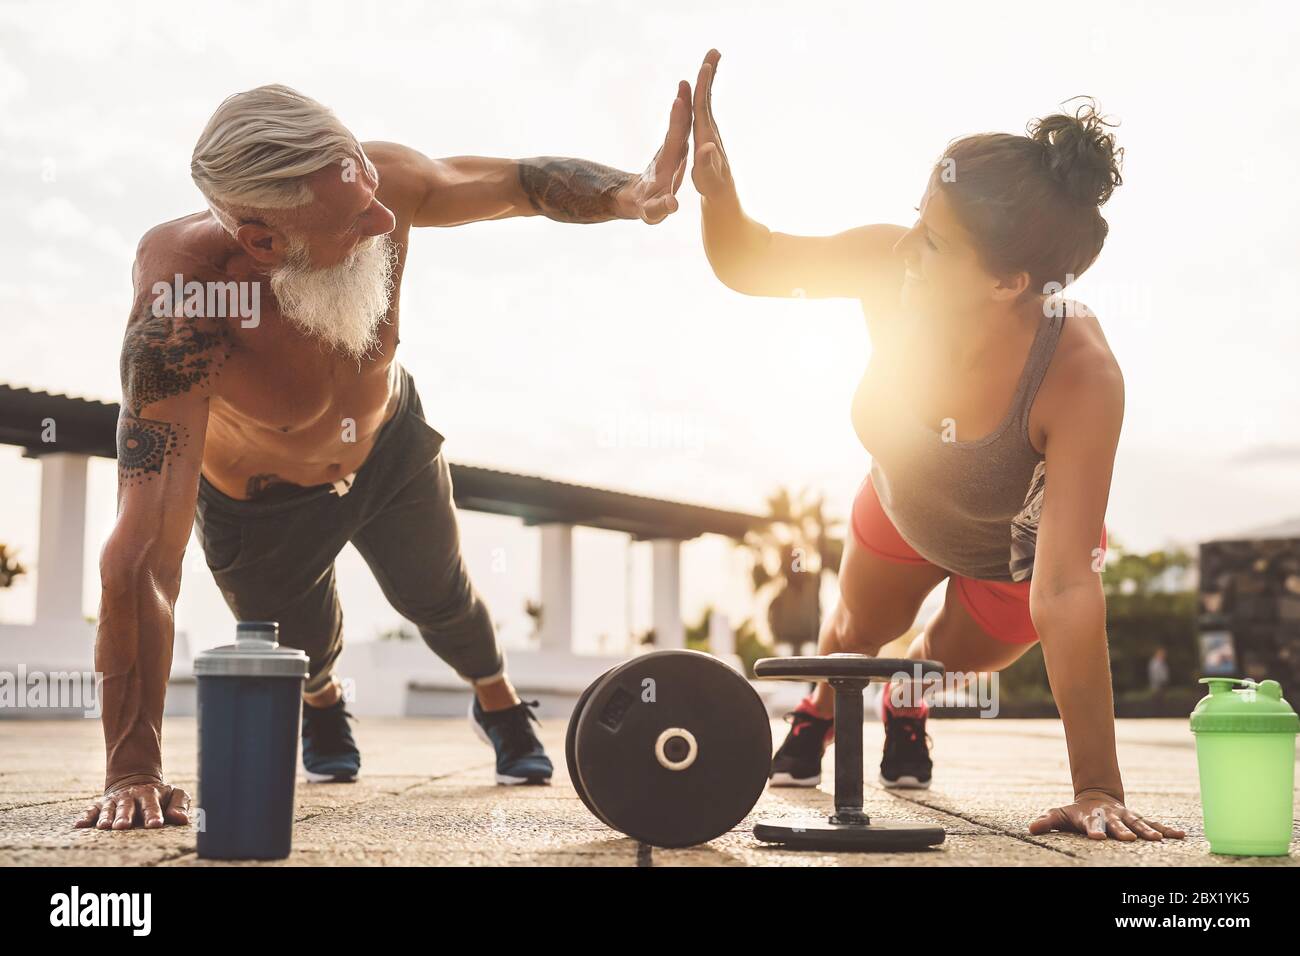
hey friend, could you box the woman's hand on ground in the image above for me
[1028,791,1185,841]
[73,782,192,831]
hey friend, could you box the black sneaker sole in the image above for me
[303,769,359,784]
[770,771,821,788]
[495,772,552,786]
[878,772,930,790]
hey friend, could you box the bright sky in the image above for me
[1,0,1297,654]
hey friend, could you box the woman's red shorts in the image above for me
[850,474,1107,645]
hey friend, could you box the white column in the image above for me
[708,610,735,658]
[538,523,574,654]
[708,610,742,672]
[651,538,684,649]
[34,453,89,625]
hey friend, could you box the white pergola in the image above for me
[0,385,769,715]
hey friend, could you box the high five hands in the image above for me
[622,49,733,222]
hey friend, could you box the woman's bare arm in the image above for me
[1027,345,1184,841]
[692,50,904,323]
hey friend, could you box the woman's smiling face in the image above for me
[893,182,1027,318]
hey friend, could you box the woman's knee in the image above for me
[830,537,945,656]
[915,606,1033,673]
[824,599,914,655]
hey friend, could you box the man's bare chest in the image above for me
[212,314,400,433]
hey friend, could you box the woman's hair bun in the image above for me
[1028,97,1123,207]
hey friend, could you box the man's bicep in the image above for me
[420,156,522,225]
[366,142,520,227]
[113,390,211,561]
[114,304,226,557]
[116,396,207,494]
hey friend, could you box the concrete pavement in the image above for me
[1,716,1296,866]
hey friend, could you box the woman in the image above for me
[692,50,1183,843]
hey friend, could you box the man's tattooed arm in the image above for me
[97,296,231,798]
[375,146,673,228]
[116,305,230,486]
[516,158,637,224]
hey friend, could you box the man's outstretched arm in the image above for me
[365,79,691,227]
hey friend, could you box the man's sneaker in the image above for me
[879,700,933,789]
[770,698,835,787]
[469,697,553,786]
[301,699,360,783]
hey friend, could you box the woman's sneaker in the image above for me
[770,697,835,787]
[301,699,361,783]
[878,695,933,789]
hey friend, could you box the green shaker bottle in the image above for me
[1190,677,1298,856]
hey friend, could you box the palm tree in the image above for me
[1101,536,1194,596]
[0,544,26,589]
[525,599,544,643]
[740,488,845,654]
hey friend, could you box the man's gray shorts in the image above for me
[193,365,503,694]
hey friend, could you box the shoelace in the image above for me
[782,709,832,747]
[304,702,357,751]
[886,716,933,755]
[488,700,541,757]
[783,708,831,725]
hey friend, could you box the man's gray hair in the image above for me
[191,84,360,232]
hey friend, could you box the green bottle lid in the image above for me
[1189,678,1300,734]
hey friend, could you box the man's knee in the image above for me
[409,582,502,681]
[406,577,490,637]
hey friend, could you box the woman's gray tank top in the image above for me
[852,309,1065,583]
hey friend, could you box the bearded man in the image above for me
[77,81,692,830]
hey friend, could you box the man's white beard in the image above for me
[271,234,397,360]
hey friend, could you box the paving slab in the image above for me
[1,716,1295,866]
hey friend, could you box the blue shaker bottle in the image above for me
[195,621,309,859]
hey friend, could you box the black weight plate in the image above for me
[571,649,770,848]
[566,663,618,826]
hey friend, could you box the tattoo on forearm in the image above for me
[117,414,185,486]
[517,158,634,223]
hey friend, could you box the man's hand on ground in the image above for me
[73,782,192,831]
[1028,791,1186,842]
[617,79,692,224]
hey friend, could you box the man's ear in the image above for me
[233,221,290,267]
[991,269,1031,303]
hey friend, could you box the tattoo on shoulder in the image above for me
[117,413,188,487]
[517,158,633,224]
[120,304,232,415]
